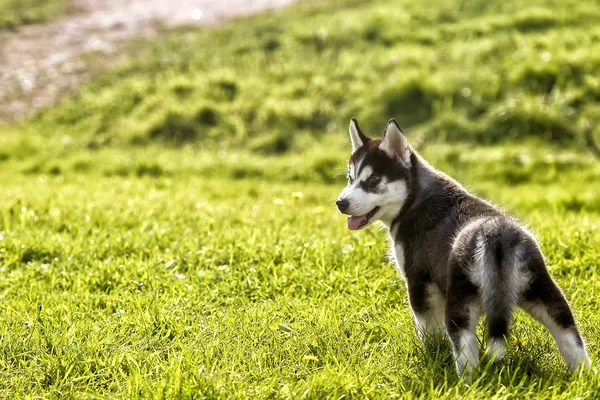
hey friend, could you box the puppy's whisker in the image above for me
[333,169,349,178]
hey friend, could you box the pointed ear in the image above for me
[380,119,411,164]
[349,118,368,152]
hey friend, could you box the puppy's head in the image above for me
[336,118,412,230]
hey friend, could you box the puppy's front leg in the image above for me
[408,278,446,341]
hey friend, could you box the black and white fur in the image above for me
[336,118,592,378]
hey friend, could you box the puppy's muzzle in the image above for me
[336,199,349,213]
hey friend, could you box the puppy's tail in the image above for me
[475,220,523,359]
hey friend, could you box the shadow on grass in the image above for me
[402,329,573,395]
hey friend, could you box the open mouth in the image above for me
[347,206,380,230]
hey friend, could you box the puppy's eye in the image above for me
[366,175,380,186]
[347,175,354,184]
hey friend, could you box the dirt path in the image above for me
[0,0,300,123]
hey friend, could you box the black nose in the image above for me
[336,199,349,213]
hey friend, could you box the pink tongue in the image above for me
[347,215,366,230]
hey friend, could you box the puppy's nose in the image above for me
[336,199,349,213]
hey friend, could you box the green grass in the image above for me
[0,0,70,30]
[1,0,600,397]
[1,145,600,398]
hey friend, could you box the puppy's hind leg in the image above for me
[446,258,482,379]
[520,254,591,372]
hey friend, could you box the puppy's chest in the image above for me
[388,227,405,276]
[390,240,406,277]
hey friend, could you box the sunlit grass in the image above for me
[1,143,599,398]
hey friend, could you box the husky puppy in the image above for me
[336,118,592,377]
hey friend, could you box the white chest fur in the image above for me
[389,227,406,278]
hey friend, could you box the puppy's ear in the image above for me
[349,118,368,152]
[380,119,411,165]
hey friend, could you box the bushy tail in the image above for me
[475,228,522,360]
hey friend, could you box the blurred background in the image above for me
[1,0,600,186]
[0,0,600,155]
